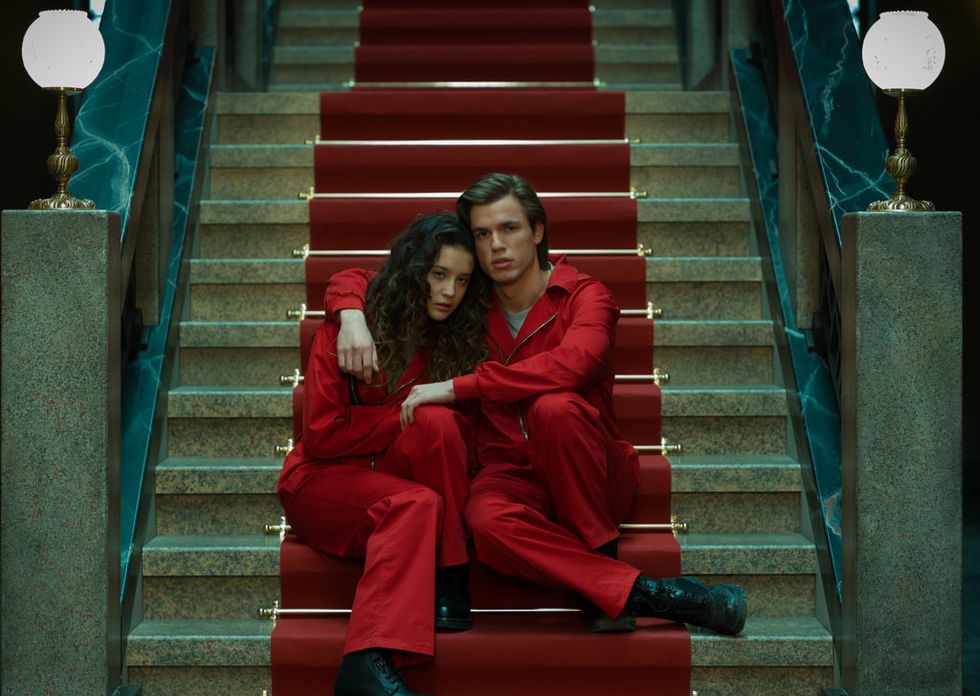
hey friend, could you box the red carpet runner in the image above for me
[354,2,594,84]
[272,13,690,692]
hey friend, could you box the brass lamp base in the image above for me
[866,193,935,212]
[866,89,936,213]
[29,192,95,210]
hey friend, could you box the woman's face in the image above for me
[426,244,475,321]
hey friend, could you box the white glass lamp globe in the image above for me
[862,11,945,92]
[22,10,106,90]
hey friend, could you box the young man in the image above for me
[329,173,747,637]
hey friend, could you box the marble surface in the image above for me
[1,210,121,694]
[143,535,280,576]
[155,457,281,494]
[664,415,785,456]
[671,455,800,492]
[119,46,215,598]
[662,386,787,417]
[655,319,773,345]
[71,0,171,233]
[156,493,282,535]
[732,48,843,599]
[143,576,277,620]
[779,0,893,238]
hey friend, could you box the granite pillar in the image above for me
[839,212,962,694]
[1,210,122,695]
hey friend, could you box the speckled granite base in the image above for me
[127,666,271,696]
[627,113,728,144]
[664,416,786,456]
[690,666,832,694]
[596,61,679,85]
[672,491,799,534]
[210,167,312,200]
[156,494,283,535]
[271,62,352,86]
[638,221,750,256]
[180,347,300,386]
[190,284,305,320]
[656,346,772,385]
[199,223,309,258]
[143,576,278,620]
[840,212,962,694]
[168,418,293,457]
[1,210,121,695]
[632,166,740,198]
[217,113,319,144]
[648,282,761,320]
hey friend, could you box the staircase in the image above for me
[125,1,834,693]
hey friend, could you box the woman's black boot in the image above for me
[333,649,431,696]
[626,575,747,635]
[435,564,472,631]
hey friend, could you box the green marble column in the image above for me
[1,210,122,695]
[839,211,962,694]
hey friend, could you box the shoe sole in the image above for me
[435,616,473,631]
[585,613,637,633]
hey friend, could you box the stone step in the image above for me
[207,142,742,200]
[185,256,762,322]
[127,615,831,695]
[176,319,774,387]
[164,385,788,457]
[214,91,731,144]
[276,9,677,47]
[154,453,799,536]
[268,45,681,87]
[197,198,752,259]
[140,532,815,621]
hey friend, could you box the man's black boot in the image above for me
[333,649,431,696]
[435,564,472,631]
[579,539,636,633]
[626,575,747,635]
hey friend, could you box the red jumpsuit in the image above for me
[277,319,470,660]
[327,259,642,621]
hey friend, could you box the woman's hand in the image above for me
[337,309,379,383]
[401,381,456,429]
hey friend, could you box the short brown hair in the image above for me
[456,173,550,270]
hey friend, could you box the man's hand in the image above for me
[336,309,379,383]
[401,381,455,429]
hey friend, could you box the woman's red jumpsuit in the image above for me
[277,320,471,661]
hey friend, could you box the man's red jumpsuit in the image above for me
[277,319,470,661]
[326,259,643,621]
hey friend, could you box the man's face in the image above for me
[469,195,544,288]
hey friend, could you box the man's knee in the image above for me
[526,392,591,430]
[464,491,514,541]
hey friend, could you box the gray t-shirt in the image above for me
[502,263,554,338]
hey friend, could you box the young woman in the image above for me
[276,214,489,696]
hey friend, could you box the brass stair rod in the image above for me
[287,301,662,320]
[282,369,669,386]
[294,244,651,258]
[265,515,686,537]
[309,137,633,146]
[300,189,647,200]
[634,438,683,454]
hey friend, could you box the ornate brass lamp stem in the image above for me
[867,89,935,212]
[29,88,95,210]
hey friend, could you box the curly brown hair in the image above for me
[365,213,489,389]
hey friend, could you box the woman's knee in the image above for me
[410,405,464,436]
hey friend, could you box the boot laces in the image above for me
[372,654,403,688]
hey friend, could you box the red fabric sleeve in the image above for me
[453,279,618,403]
[323,268,375,321]
[302,321,400,458]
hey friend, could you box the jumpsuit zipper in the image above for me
[499,312,559,442]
